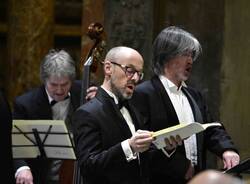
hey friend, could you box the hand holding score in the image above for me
[164,135,182,150]
[129,130,154,153]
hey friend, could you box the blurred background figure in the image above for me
[13,49,83,184]
[0,89,15,183]
[188,170,244,184]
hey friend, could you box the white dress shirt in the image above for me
[159,75,198,165]
[101,86,137,162]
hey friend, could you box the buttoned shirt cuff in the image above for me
[15,166,31,178]
[161,147,176,158]
[121,140,137,162]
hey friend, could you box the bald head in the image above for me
[104,46,143,65]
[102,46,144,100]
[188,170,244,184]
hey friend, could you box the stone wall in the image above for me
[221,0,250,181]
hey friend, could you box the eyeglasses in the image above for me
[110,61,144,81]
[181,50,196,60]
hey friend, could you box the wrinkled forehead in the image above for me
[46,75,71,84]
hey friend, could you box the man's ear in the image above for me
[103,60,112,75]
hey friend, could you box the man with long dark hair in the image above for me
[132,26,240,184]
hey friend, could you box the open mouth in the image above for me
[126,84,135,92]
[185,66,192,73]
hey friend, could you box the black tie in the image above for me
[50,100,57,106]
[50,95,69,106]
[117,99,128,109]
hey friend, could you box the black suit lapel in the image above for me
[182,86,204,170]
[35,86,53,119]
[70,82,81,111]
[125,101,144,131]
[96,88,133,138]
[182,87,203,123]
[151,76,179,126]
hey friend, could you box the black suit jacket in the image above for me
[73,87,150,184]
[13,82,81,183]
[0,90,15,183]
[132,75,238,184]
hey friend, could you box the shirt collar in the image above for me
[101,85,119,105]
[159,75,187,92]
[45,88,71,104]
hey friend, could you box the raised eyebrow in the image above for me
[125,64,143,72]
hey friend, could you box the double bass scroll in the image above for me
[80,22,106,105]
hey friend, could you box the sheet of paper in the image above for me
[12,120,76,159]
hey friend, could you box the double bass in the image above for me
[80,22,106,105]
[59,22,106,184]
[77,22,106,184]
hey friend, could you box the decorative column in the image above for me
[7,0,54,101]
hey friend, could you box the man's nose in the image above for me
[55,86,64,93]
[131,72,140,83]
[187,56,193,64]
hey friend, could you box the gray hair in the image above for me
[40,49,76,83]
[152,26,202,75]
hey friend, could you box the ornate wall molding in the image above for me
[105,0,153,77]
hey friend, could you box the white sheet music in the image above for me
[12,120,76,159]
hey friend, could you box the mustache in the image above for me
[127,80,137,85]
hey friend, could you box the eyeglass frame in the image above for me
[110,61,144,81]
[179,50,196,60]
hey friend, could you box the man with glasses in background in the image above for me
[132,26,240,184]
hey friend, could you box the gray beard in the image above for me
[110,81,132,101]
